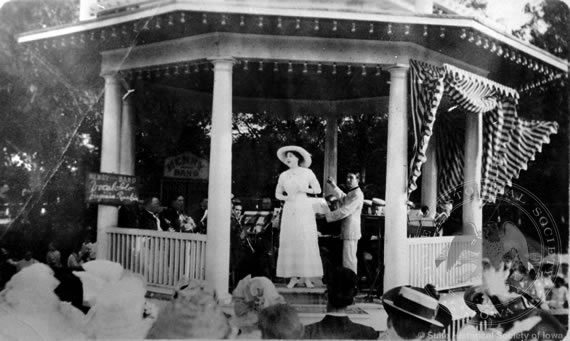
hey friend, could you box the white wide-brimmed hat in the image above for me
[382,286,447,328]
[277,145,312,168]
[372,198,386,206]
[84,275,156,340]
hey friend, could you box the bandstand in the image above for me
[17,0,567,301]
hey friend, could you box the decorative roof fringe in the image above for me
[443,63,520,99]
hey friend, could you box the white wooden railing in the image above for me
[106,228,478,292]
[408,235,481,290]
[106,227,207,289]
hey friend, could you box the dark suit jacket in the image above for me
[160,207,181,232]
[304,315,379,340]
[139,209,166,231]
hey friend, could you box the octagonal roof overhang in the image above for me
[17,0,568,96]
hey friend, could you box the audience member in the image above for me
[304,267,379,339]
[147,279,234,339]
[67,243,84,270]
[81,236,96,261]
[53,265,86,313]
[0,263,86,340]
[232,275,286,337]
[459,261,566,341]
[379,284,451,340]
[0,247,16,290]
[84,274,156,340]
[526,268,549,310]
[258,303,304,339]
[548,276,569,309]
[15,249,39,272]
[46,242,62,269]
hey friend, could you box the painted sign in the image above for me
[85,172,139,205]
[164,152,209,180]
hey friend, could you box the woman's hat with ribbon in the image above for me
[277,146,312,168]
[382,286,449,328]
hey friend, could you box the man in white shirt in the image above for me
[325,172,364,275]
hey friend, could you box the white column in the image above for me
[96,74,122,259]
[205,58,234,301]
[120,90,135,175]
[79,0,97,21]
[383,64,410,291]
[463,112,483,235]
[421,136,438,218]
[323,114,338,196]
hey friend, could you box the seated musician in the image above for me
[161,194,197,232]
[316,195,341,236]
[191,198,208,234]
[232,201,275,281]
[230,200,247,286]
[371,198,385,216]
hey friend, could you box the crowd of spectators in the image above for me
[0,195,568,340]
[0,253,567,340]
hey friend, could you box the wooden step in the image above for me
[276,284,327,305]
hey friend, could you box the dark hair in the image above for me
[554,276,565,286]
[346,172,360,179]
[286,150,304,164]
[327,267,357,309]
[171,194,184,202]
[143,196,159,207]
[258,304,303,339]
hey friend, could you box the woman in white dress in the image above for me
[275,146,323,288]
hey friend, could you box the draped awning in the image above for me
[408,60,558,207]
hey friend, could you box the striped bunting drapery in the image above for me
[408,60,558,206]
[434,112,465,205]
[436,65,505,205]
[483,97,558,202]
[408,60,445,193]
[481,104,505,203]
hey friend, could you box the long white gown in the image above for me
[275,167,323,278]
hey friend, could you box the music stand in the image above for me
[242,210,273,234]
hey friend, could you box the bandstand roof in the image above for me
[16,0,568,109]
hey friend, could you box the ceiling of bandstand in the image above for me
[134,61,391,101]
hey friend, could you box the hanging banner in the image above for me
[163,152,209,180]
[85,172,139,205]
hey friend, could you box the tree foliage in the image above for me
[456,0,488,12]
[0,0,102,253]
[515,0,569,57]
[514,0,569,249]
